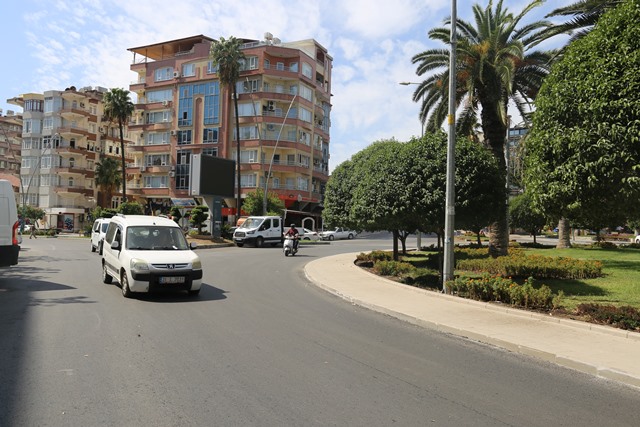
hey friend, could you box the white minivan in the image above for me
[101,214,202,297]
[0,179,20,268]
[233,215,283,247]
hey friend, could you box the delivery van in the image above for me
[233,216,283,247]
[0,179,20,268]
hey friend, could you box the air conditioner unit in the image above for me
[170,166,175,171]
[162,118,169,122]
[140,166,146,172]
[99,127,105,133]
[266,124,275,131]
[267,101,275,111]
[169,171,175,177]
[173,71,180,78]
[80,103,85,108]
[162,100,169,106]
[170,130,177,136]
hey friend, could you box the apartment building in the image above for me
[127,34,332,223]
[7,87,131,232]
[0,109,22,191]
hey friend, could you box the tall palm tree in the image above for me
[102,88,134,204]
[95,157,122,208]
[209,36,245,220]
[411,0,552,256]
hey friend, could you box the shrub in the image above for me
[403,268,441,289]
[456,251,603,280]
[373,260,416,277]
[448,274,555,310]
[356,250,392,263]
[575,303,640,331]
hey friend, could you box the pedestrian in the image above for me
[30,223,37,239]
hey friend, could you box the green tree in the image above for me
[509,192,547,244]
[209,36,245,220]
[94,157,121,208]
[411,0,553,256]
[242,189,284,216]
[19,205,45,231]
[524,0,640,246]
[189,205,210,234]
[102,88,134,203]
[119,202,144,215]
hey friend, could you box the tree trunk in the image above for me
[119,121,127,203]
[392,230,399,261]
[557,218,571,248]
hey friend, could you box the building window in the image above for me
[176,150,191,190]
[203,128,218,144]
[145,154,170,166]
[240,150,258,163]
[146,132,170,146]
[240,173,257,187]
[144,176,168,188]
[177,130,192,145]
[207,61,218,74]
[240,56,258,71]
[146,89,172,103]
[182,63,196,77]
[202,147,217,157]
[289,62,298,72]
[155,67,173,82]
[302,62,312,79]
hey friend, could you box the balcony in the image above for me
[58,125,90,138]
[60,107,90,119]
[53,184,94,197]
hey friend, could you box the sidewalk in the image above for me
[304,252,640,389]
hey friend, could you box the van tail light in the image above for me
[12,221,19,245]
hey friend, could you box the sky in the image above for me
[1,0,572,172]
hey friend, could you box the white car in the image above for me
[319,227,357,241]
[90,218,111,254]
[301,228,319,241]
[101,214,202,298]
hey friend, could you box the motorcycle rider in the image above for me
[284,224,300,251]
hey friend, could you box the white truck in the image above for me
[0,179,20,268]
[319,227,357,241]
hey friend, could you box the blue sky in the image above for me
[1,0,571,171]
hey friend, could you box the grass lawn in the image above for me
[524,246,640,311]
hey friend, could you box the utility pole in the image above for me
[443,0,457,291]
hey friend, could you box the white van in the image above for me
[101,214,202,297]
[90,218,111,254]
[233,216,283,247]
[0,179,20,268]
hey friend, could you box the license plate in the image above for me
[159,276,185,284]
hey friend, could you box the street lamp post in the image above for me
[443,0,458,291]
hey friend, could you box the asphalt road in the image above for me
[1,235,639,426]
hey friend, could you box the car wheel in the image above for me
[91,242,96,253]
[348,233,354,239]
[255,236,264,248]
[303,237,310,241]
[235,242,244,247]
[121,271,132,298]
[98,241,103,255]
[102,264,113,284]
[636,238,640,244]
[329,235,334,241]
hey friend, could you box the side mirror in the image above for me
[190,242,198,250]
[111,240,120,250]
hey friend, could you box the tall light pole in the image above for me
[399,82,424,138]
[442,0,457,291]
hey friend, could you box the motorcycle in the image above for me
[283,234,299,256]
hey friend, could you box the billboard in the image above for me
[190,154,235,197]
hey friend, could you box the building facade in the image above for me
[7,87,132,231]
[0,109,22,191]
[127,34,332,223]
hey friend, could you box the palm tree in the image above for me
[411,0,553,256]
[539,0,622,48]
[102,88,134,204]
[209,36,246,221]
[95,157,122,208]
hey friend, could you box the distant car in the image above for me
[301,228,319,241]
[319,227,357,241]
[91,218,111,254]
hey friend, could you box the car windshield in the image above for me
[126,226,189,250]
[239,218,263,229]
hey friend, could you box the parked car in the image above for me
[301,228,319,241]
[101,214,202,297]
[319,227,357,241]
[634,235,640,244]
[91,218,111,254]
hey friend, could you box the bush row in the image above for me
[456,250,603,280]
[448,274,557,310]
[575,303,640,331]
